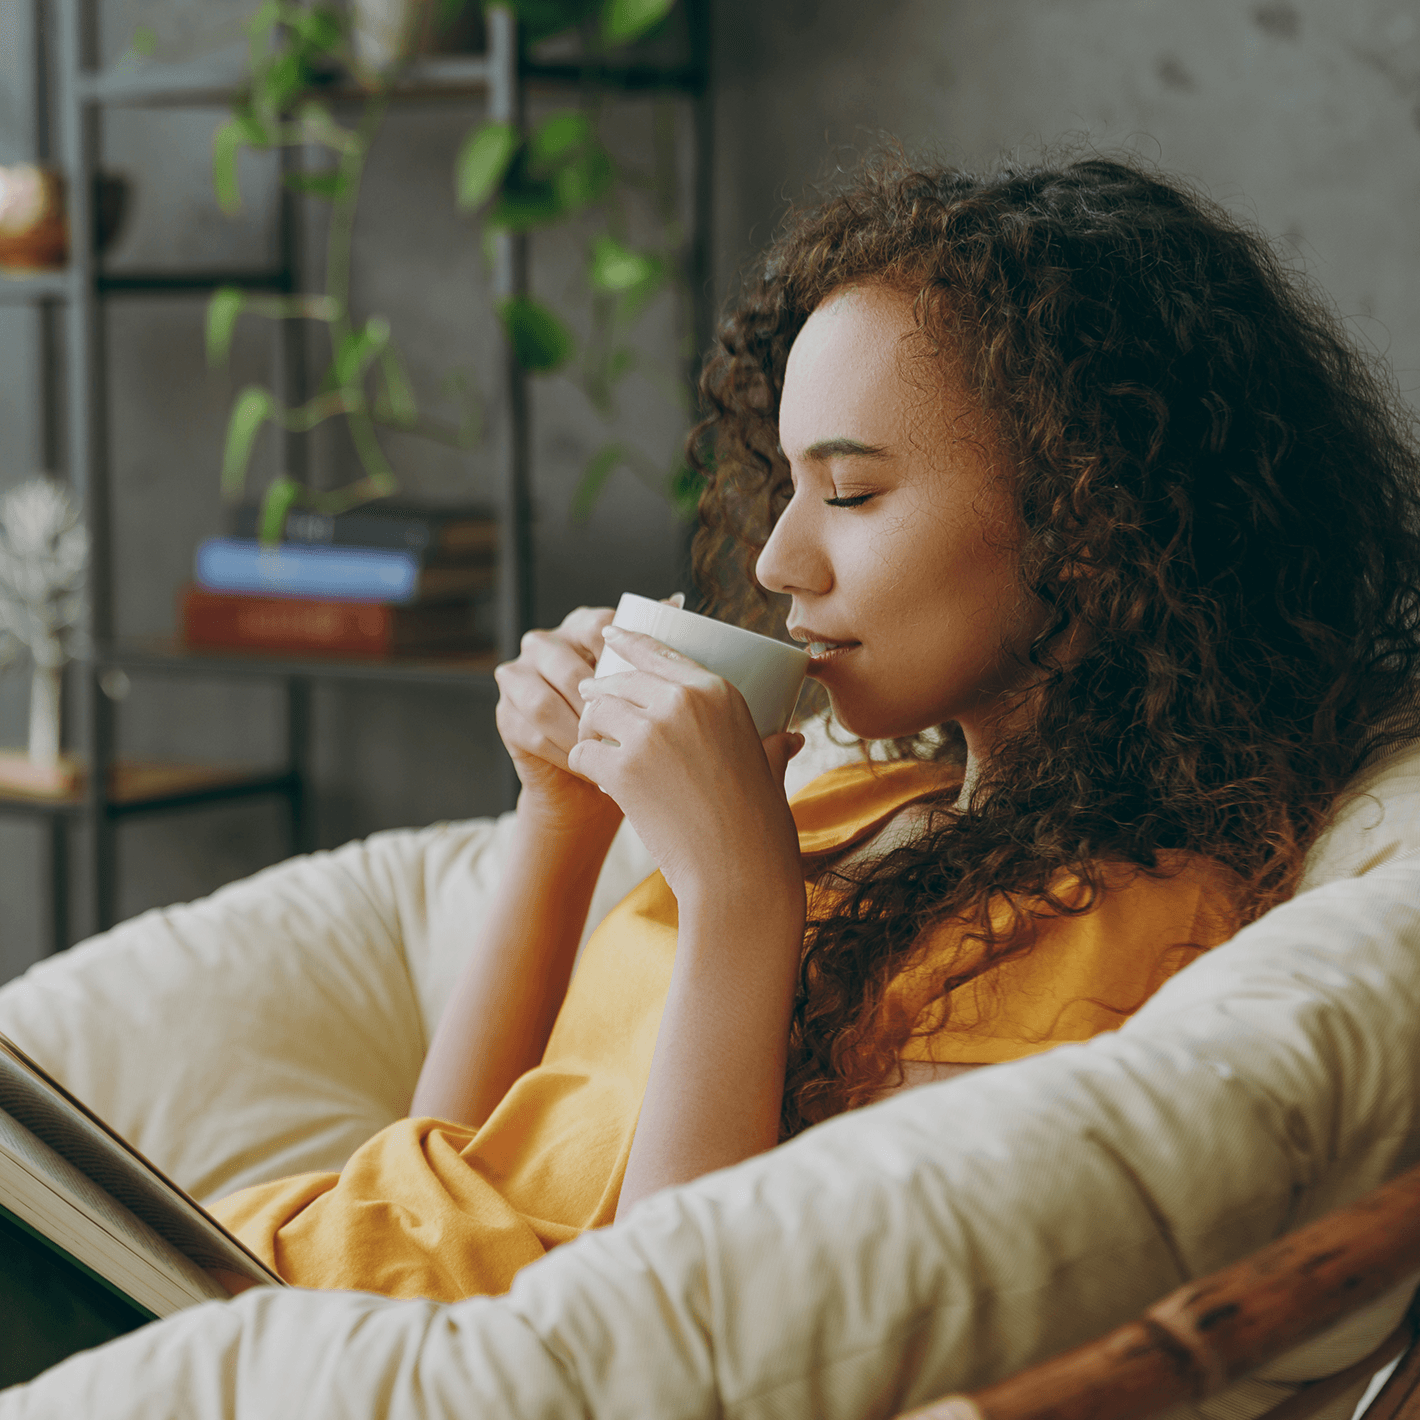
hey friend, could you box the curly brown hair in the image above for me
[687,154,1420,1137]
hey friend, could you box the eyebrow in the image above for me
[800,437,892,462]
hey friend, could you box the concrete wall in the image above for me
[713,0,1420,393]
[0,1,692,980]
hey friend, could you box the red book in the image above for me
[180,585,487,656]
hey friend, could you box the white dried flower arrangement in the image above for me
[0,478,88,768]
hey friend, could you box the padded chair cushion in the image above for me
[1,732,1418,1420]
[3,853,1419,1420]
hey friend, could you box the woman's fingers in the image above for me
[761,730,806,785]
[576,685,646,747]
[565,735,607,783]
[557,605,616,666]
[494,659,582,758]
[597,626,708,683]
[514,628,603,716]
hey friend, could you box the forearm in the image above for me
[410,803,622,1128]
[616,883,805,1218]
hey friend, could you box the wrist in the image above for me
[674,875,807,955]
[515,790,623,851]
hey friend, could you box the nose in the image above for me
[755,487,831,597]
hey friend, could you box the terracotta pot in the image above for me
[0,163,129,272]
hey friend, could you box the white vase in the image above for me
[28,662,61,768]
[351,0,426,79]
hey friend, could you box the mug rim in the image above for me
[615,592,808,663]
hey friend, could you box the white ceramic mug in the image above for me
[594,593,809,737]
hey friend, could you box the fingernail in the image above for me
[577,679,595,696]
[664,592,686,608]
[602,625,624,640]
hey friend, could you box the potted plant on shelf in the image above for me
[204,0,702,541]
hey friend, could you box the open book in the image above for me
[0,1030,282,1389]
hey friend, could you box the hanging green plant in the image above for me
[207,2,485,539]
[207,0,700,541]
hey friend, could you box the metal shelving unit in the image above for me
[1,0,711,956]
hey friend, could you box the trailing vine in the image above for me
[202,0,703,541]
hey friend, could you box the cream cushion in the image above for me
[0,729,1418,1420]
[0,717,853,1202]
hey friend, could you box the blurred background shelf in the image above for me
[0,760,293,816]
[97,638,500,690]
[78,54,497,108]
[0,269,70,301]
[76,55,701,109]
[0,0,711,974]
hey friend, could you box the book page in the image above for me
[0,1034,281,1286]
[0,1108,228,1316]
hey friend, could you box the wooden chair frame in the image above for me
[898,1161,1420,1420]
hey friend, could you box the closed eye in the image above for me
[824,492,876,508]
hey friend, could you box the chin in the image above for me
[822,687,938,743]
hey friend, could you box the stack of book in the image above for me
[181,501,497,658]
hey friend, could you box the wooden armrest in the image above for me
[899,1161,1420,1420]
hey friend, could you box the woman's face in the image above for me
[757,284,1045,748]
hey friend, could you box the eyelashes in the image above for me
[823,493,876,508]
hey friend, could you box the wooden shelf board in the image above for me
[95,637,501,690]
[0,761,289,815]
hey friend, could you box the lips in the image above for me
[790,629,861,670]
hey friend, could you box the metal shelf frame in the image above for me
[2,0,712,956]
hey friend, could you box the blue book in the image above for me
[194,539,493,604]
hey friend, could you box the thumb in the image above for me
[762,730,806,785]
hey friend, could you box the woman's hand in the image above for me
[493,605,623,835]
[579,629,810,1214]
[568,625,805,916]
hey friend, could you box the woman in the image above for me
[210,155,1420,1300]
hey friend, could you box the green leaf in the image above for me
[455,121,520,210]
[258,476,303,544]
[667,460,706,523]
[257,50,307,114]
[571,443,627,522]
[377,344,419,426]
[283,170,350,200]
[497,296,574,373]
[234,111,270,145]
[551,145,613,211]
[206,286,246,367]
[221,386,276,499]
[607,347,635,383]
[246,1,283,41]
[212,120,246,214]
[600,0,676,46]
[282,4,344,52]
[333,317,392,388]
[486,178,564,231]
[589,235,662,295]
[526,111,593,171]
